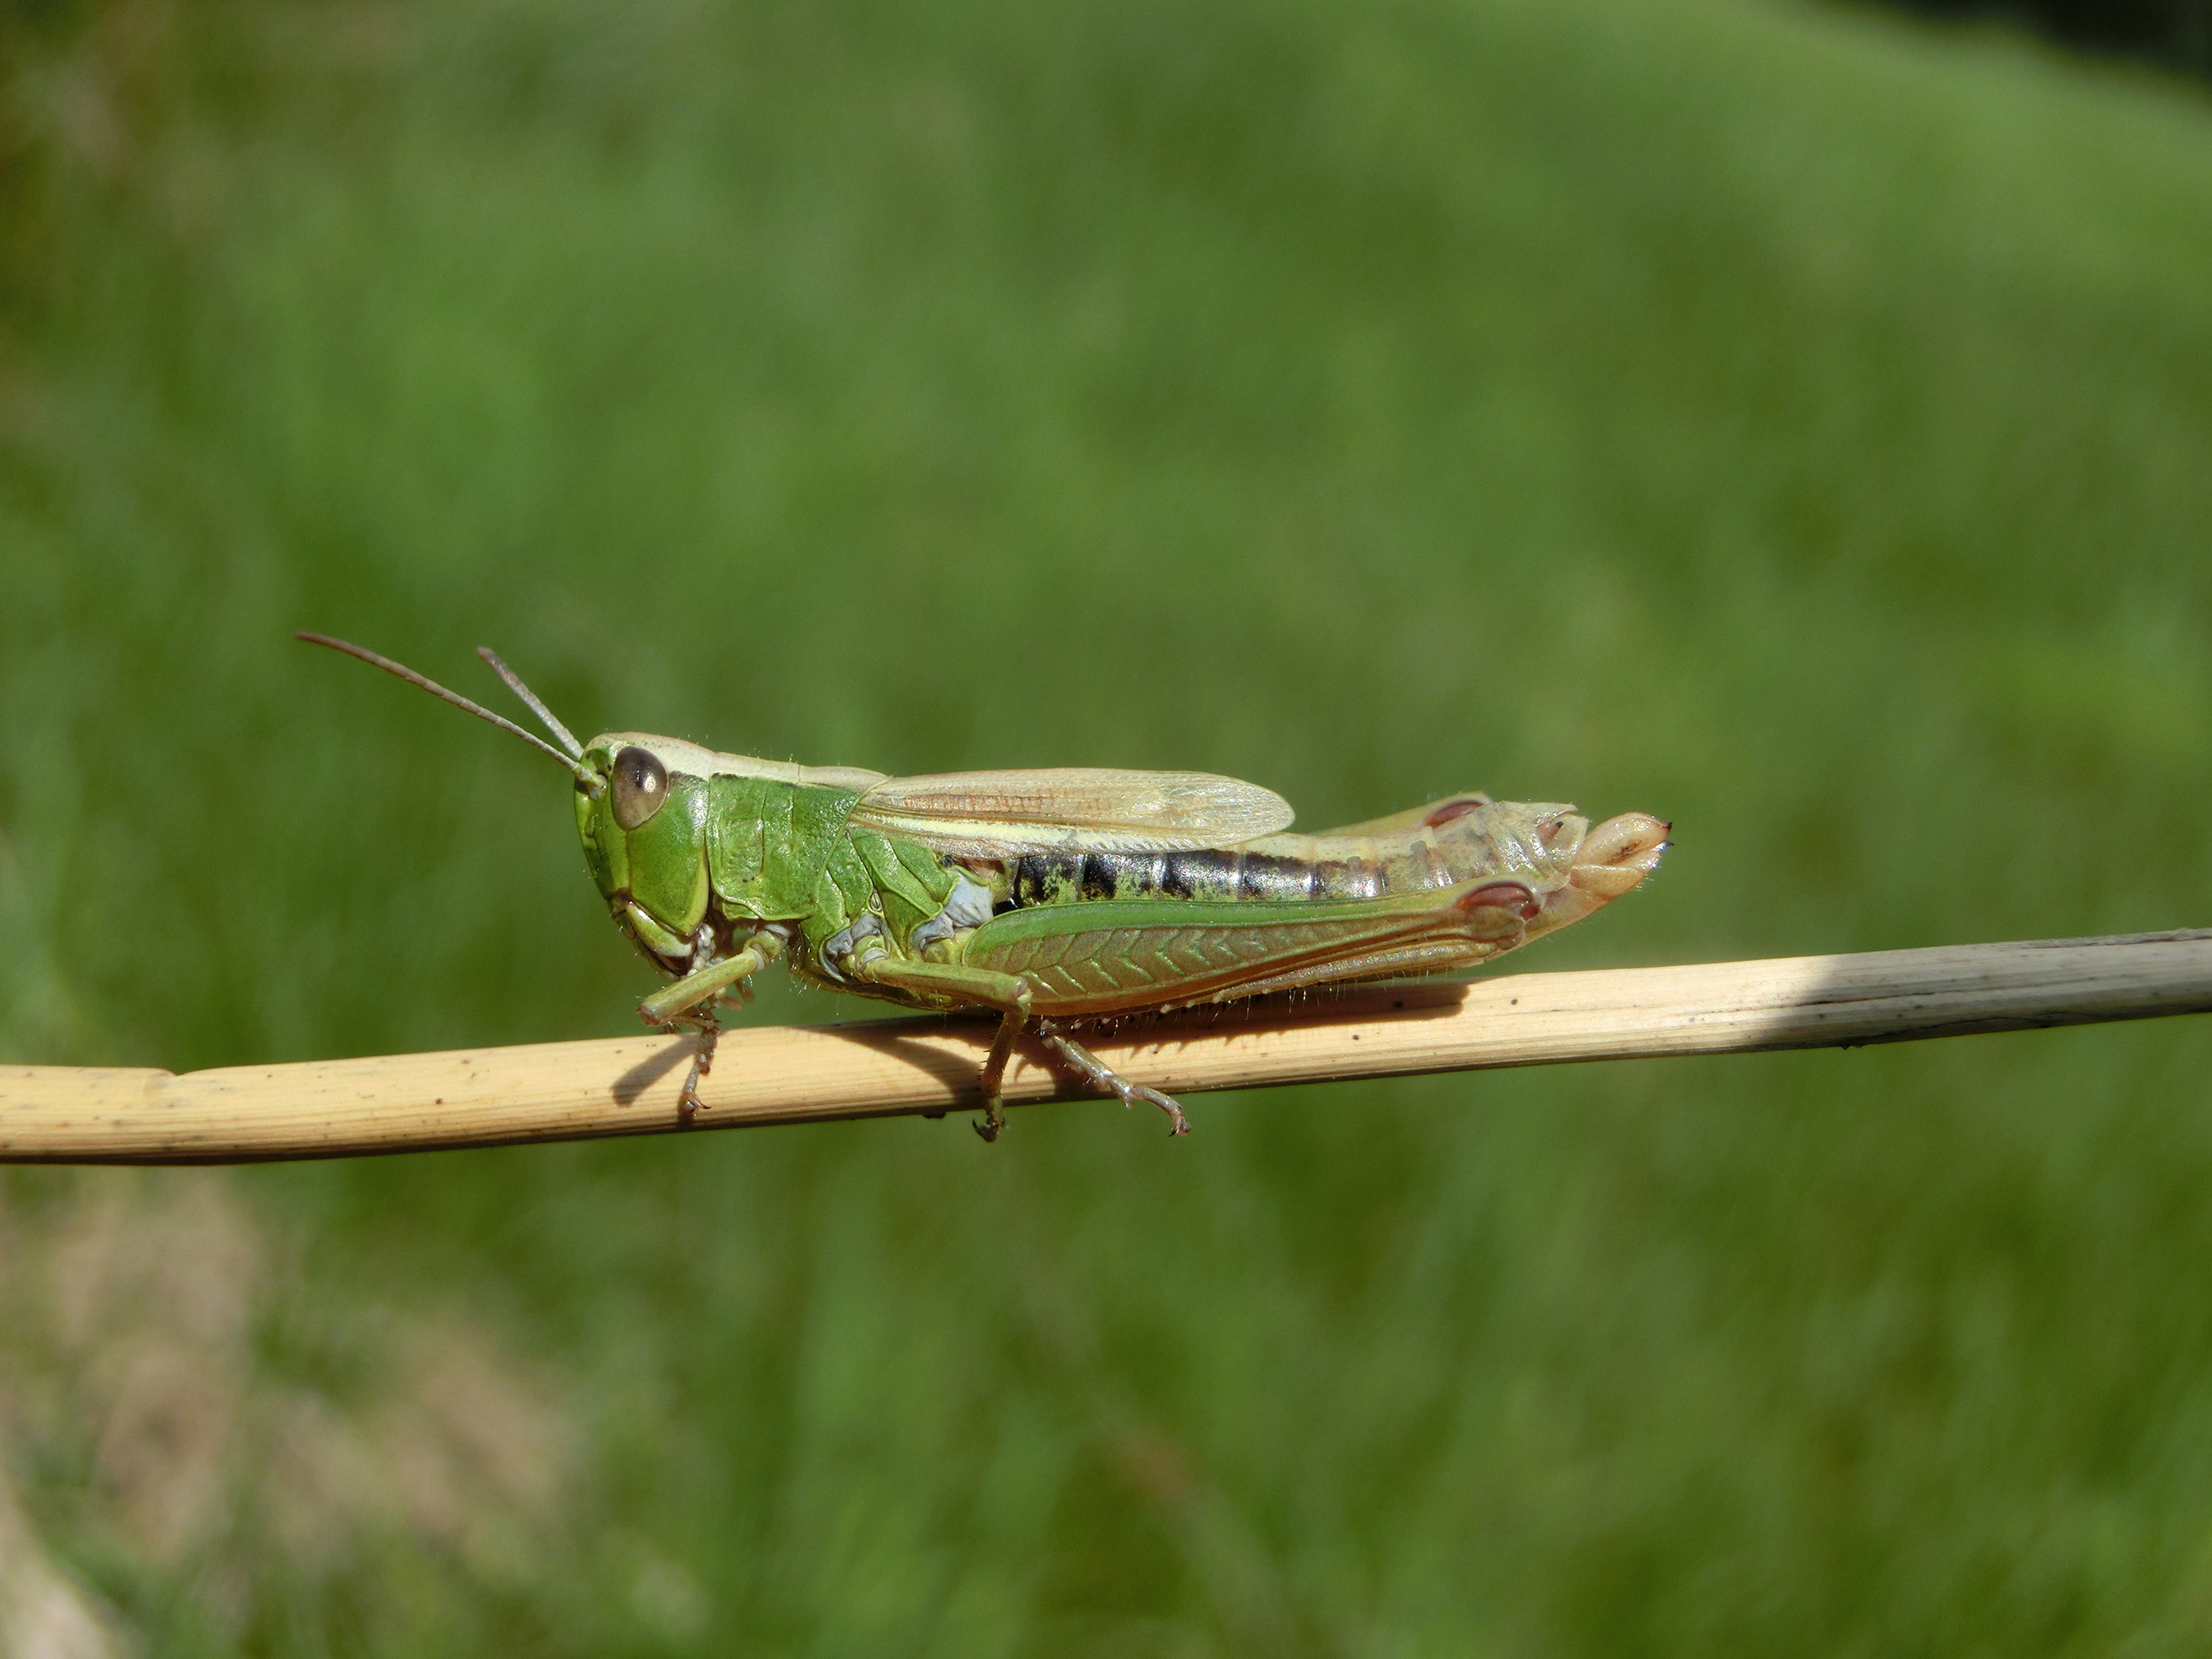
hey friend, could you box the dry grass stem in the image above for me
[3,931,2209,1165]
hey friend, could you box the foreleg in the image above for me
[640,931,787,1120]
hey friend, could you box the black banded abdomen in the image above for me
[987,801,1578,916]
[1007,845,1387,908]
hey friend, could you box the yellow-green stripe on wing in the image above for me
[851,767,1294,856]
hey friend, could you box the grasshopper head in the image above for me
[574,735,714,959]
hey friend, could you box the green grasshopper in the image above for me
[303,635,1668,1139]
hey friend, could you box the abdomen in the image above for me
[986,795,1586,911]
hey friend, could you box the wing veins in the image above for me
[852,767,1293,855]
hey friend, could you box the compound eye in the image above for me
[611,745,669,830]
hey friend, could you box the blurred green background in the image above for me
[3,0,2212,1651]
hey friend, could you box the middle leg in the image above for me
[851,955,1034,1141]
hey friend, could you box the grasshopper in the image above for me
[302,635,1668,1139]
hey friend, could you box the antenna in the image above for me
[297,633,592,782]
[477,646,584,760]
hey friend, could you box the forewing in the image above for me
[852,767,1295,855]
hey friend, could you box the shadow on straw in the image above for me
[610,1038,694,1107]
[798,978,1480,1112]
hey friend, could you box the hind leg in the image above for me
[1036,1022,1191,1136]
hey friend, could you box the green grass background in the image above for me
[4,0,2212,1650]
